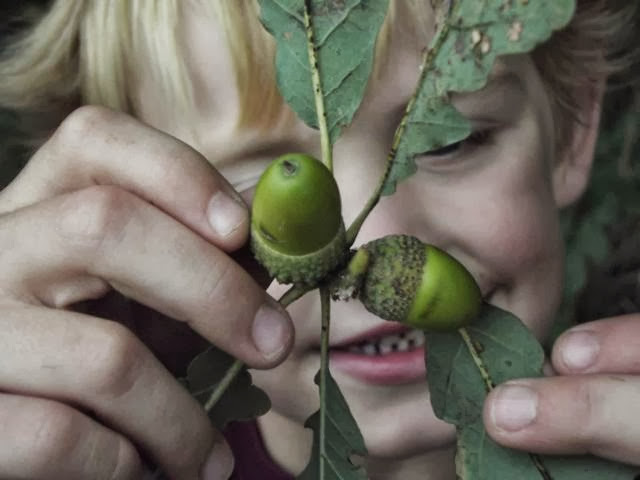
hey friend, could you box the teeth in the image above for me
[396,338,411,352]
[362,343,378,356]
[345,329,425,356]
[378,335,403,354]
[406,329,425,347]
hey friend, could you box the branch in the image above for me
[345,14,452,246]
[303,0,333,171]
[318,286,332,477]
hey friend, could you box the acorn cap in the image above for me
[251,222,347,285]
[360,235,425,323]
[360,235,482,331]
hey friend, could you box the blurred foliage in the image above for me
[552,87,640,342]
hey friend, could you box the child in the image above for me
[0,1,638,479]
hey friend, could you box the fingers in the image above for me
[483,375,640,465]
[0,393,143,479]
[551,314,640,374]
[484,315,640,466]
[0,304,233,479]
[0,105,293,367]
[0,105,269,477]
[0,105,248,251]
[1,186,293,368]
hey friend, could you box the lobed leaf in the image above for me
[183,346,271,429]
[297,370,368,480]
[427,304,640,479]
[382,0,576,195]
[258,0,389,144]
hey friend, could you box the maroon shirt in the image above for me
[224,421,294,480]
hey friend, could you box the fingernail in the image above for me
[207,191,247,237]
[201,440,234,480]
[490,384,538,431]
[561,330,599,371]
[252,300,291,360]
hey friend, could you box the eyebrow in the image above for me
[213,70,525,168]
[451,72,526,120]
[480,71,524,98]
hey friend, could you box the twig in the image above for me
[318,286,331,476]
[279,283,311,307]
[345,18,452,247]
[201,282,314,412]
[203,358,244,412]
[303,0,333,171]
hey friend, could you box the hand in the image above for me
[483,313,640,466]
[0,106,294,479]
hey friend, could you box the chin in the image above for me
[363,420,456,460]
[338,378,457,459]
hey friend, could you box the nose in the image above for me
[352,193,415,247]
[331,134,441,250]
[332,144,386,227]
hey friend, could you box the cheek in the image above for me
[480,150,560,272]
[468,152,565,336]
[477,194,560,278]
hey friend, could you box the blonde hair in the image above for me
[0,0,638,149]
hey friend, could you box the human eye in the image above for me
[415,128,495,172]
[424,129,492,157]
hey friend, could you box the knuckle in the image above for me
[202,258,233,299]
[57,185,137,249]
[167,415,216,474]
[84,321,145,399]
[195,258,237,317]
[157,143,210,186]
[29,402,83,470]
[109,439,143,480]
[54,105,118,151]
[574,379,606,448]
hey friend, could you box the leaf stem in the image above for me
[203,358,244,412]
[199,284,312,416]
[279,283,310,307]
[345,16,452,247]
[459,326,554,479]
[318,286,331,476]
[303,0,333,171]
[458,327,494,392]
[201,282,313,406]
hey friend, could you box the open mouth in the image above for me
[329,327,427,385]
[339,328,425,356]
[325,284,492,385]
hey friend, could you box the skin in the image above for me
[0,3,638,480]
[0,105,297,479]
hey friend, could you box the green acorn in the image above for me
[354,235,482,331]
[250,153,347,285]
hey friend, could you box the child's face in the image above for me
[135,4,581,473]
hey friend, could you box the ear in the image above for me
[552,81,605,208]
